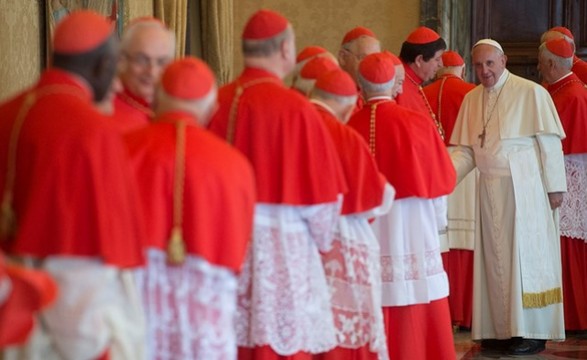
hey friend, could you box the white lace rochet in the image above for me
[321,215,389,360]
[136,249,238,360]
[236,202,341,355]
[560,154,587,241]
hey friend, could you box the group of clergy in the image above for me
[0,6,586,360]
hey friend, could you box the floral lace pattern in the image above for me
[321,216,389,360]
[560,155,587,241]
[136,249,237,360]
[380,249,444,283]
[236,203,340,355]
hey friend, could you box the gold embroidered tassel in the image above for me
[167,225,186,265]
[0,193,16,238]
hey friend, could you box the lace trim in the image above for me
[560,156,587,241]
[380,249,445,283]
[236,206,339,355]
[136,249,237,360]
[321,225,389,360]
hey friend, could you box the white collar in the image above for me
[551,71,574,85]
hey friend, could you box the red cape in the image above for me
[348,99,456,199]
[124,111,256,272]
[572,56,587,85]
[547,73,587,155]
[423,74,476,146]
[111,85,152,132]
[396,64,436,124]
[313,102,387,215]
[0,69,144,268]
[208,67,347,205]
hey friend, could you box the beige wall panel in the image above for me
[127,0,154,23]
[0,1,41,102]
[233,0,419,76]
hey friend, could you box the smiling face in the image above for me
[472,44,507,88]
[119,25,174,104]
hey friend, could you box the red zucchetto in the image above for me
[359,52,396,84]
[53,10,114,54]
[242,9,289,40]
[342,26,376,45]
[161,57,215,100]
[383,51,402,66]
[296,46,328,63]
[442,50,465,66]
[549,26,574,40]
[405,26,441,44]
[315,69,358,97]
[300,57,339,80]
[545,38,574,59]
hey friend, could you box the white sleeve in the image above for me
[536,134,567,193]
[41,257,145,360]
[356,182,395,219]
[451,145,476,185]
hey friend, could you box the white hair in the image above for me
[121,21,176,56]
[311,88,357,106]
[357,73,395,93]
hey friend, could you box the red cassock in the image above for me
[124,111,256,358]
[395,64,437,126]
[423,74,476,146]
[347,99,455,200]
[314,105,386,215]
[111,85,152,133]
[348,99,456,360]
[548,73,587,155]
[312,103,387,360]
[0,69,144,268]
[124,111,256,271]
[424,74,476,329]
[208,67,347,205]
[547,73,587,330]
[208,67,347,360]
[572,56,587,85]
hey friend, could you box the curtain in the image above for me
[154,0,188,58]
[200,0,233,85]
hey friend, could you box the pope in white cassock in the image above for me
[450,39,567,356]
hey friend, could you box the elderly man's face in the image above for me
[472,45,507,88]
[119,26,174,104]
[340,36,380,81]
[537,51,555,84]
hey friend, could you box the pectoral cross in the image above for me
[478,128,486,148]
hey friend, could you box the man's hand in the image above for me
[548,192,564,210]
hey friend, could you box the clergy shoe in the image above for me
[480,338,515,351]
[508,339,546,355]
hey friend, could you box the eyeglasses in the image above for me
[123,52,172,69]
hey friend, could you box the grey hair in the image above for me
[120,21,176,56]
[357,73,395,93]
[539,42,573,70]
[242,27,291,57]
[311,88,357,106]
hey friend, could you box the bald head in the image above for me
[338,36,381,82]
